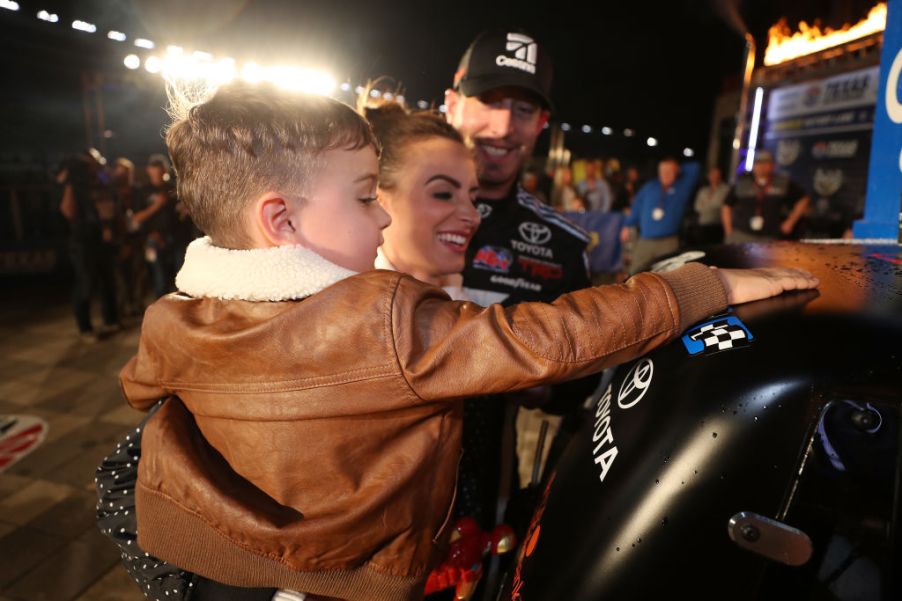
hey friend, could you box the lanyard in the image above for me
[753,180,771,217]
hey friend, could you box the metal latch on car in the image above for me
[727,511,813,566]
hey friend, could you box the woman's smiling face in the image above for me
[378,136,480,285]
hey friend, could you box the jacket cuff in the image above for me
[656,262,728,332]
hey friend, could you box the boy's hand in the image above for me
[711,267,819,305]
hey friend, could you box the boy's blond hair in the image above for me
[166,82,377,249]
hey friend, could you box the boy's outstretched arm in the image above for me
[395,263,818,402]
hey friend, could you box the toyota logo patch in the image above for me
[618,358,654,409]
[518,222,552,245]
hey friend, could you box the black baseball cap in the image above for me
[453,28,554,111]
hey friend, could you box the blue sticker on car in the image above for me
[682,316,753,356]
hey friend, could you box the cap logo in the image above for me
[497,32,537,74]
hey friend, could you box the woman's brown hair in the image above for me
[358,83,466,191]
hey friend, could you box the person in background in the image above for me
[134,154,177,297]
[577,158,612,213]
[693,165,729,245]
[612,164,642,213]
[620,157,700,274]
[550,164,578,211]
[722,150,810,243]
[58,149,119,341]
[521,169,547,204]
[111,157,147,316]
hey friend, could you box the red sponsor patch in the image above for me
[0,416,48,472]
[516,256,563,280]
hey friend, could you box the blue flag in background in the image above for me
[563,211,624,274]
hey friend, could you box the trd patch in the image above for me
[682,316,753,356]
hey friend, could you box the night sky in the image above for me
[0,0,883,169]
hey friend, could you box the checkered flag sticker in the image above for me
[682,316,754,356]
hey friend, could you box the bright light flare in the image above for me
[123,54,140,70]
[267,66,336,95]
[240,62,263,84]
[560,122,571,132]
[744,87,765,171]
[581,125,592,133]
[683,147,695,158]
[37,10,58,22]
[134,38,155,49]
[0,1,19,11]
[72,20,96,33]
[647,137,658,147]
[601,126,612,135]
[144,56,162,74]
[108,30,126,41]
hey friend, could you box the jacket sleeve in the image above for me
[394,262,727,402]
[119,306,171,412]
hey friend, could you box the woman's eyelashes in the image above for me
[432,189,454,201]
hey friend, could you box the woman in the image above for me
[362,101,480,298]
[363,99,520,599]
[693,165,729,244]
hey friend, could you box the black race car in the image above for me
[502,241,902,601]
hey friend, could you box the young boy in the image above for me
[121,82,817,601]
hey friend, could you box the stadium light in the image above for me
[36,10,58,22]
[744,87,765,171]
[266,66,336,96]
[72,20,96,33]
[0,1,20,11]
[144,55,162,74]
[601,126,612,135]
[134,38,155,49]
[647,137,658,147]
[683,147,695,158]
[241,62,264,84]
[123,54,140,69]
[107,30,126,41]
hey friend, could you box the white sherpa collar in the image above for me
[175,237,357,301]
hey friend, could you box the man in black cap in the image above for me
[444,29,595,535]
[445,28,590,307]
[722,150,810,242]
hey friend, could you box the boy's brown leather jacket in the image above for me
[121,238,727,600]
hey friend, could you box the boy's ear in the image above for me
[255,194,299,247]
